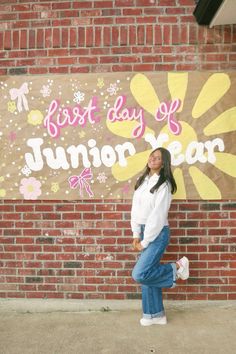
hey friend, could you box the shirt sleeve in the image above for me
[130,189,142,238]
[141,183,171,248]
[131,220,141,239]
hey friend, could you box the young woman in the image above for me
[131,147,189,326]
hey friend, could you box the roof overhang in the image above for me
[193,0,236,27]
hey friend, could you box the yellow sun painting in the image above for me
[107,73,236,200]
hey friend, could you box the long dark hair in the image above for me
[134,147,177,194]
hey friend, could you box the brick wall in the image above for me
[0,0,236,300]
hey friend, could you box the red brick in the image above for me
[72,0,92,8]
[110,26,118,46]
[136,0,157,5]
[83,229,102,236]
[115,0,135,6]
[208,293,227,300]
[23,213,41,220]
[78,27,85,46]
[187,294,208,300]
[69,28,77,47]
[19,29,27,49]
[163,25,171,45]
[56,237,75,245]
[153,25,161,45]
[4,245,22,252]
[61,28,68,47]
[28,67,45,75]
[54,205,73,212]
[79,57,98,64]
[146,25,153,45]
[15,238,34,244]
[2,231,18,240]
[127,25,136,46]
[0,237,14,244]
[3,213,21,220]
[0,253,15,260]
[158,0,176,4]
[123,8,142,16]
[55,221,74,228]
[0,33,3,50]
[137,25,144,45]
[94,27,102,47]
[24,292,43,298]
[94,1,113,8]
[0,284,17,292]
[180,15,195,23]
[85,27,93,47]
[0,205,14,212]
[106,293,125,299]
[70,66,90,73]
[4,30,11,49]
[120,26,128,45]
[62,213,81,220]
[94,17,113,25]
[0,13,16,22]
[82,9,102,17]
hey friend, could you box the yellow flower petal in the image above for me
[210,152,236,177]
[204,107,236,136]
[189,166,221,199]
[130,73,160,116]
[173,168,186,199]
[192,73,230,119]
[168,72,188,112]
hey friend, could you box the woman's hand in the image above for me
[132,238,140,251]
[133,238,143,251]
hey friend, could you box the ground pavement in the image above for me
[0,299,235,354]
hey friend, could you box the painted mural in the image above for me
[0,72,236,200]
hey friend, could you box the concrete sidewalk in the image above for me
[0,299,235,354]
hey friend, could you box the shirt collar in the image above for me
[150,173,160,181]
[145,173,160,182]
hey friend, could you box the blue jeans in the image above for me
[132,225,176,319]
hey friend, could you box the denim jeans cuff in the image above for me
[143,310,165,319]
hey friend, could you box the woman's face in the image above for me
[148,150,163,174]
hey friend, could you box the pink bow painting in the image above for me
[68,168,94,198]
[9,82,29,113]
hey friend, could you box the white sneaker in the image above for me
[177,256,189,280]
[140,316,167,326]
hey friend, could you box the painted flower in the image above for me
[79,131,86,138]
[121,183,130,194]
[19,177,42,200]
[8,131,17,142]
[97,172,107,183]
[40,85,51,97]
[97,78,104,89]
[108,72,236,200]
[73,90,85,104]
[21,165,32,176]
[107,83,119,96]
[7,101,16,113]
[27,110,44,126]
[0,189,6,197]
[51,182,59,193]
[0,176,6,198]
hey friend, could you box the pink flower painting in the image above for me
[19,177,42,200]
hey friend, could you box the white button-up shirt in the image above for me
[131,173,172,248]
